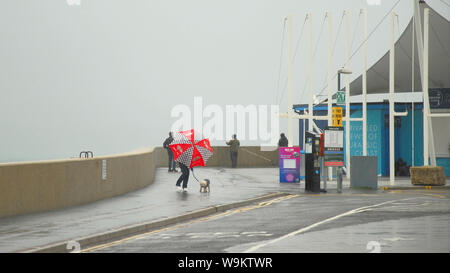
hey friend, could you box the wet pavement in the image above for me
[0,167,448,253]
[0,168,290,252]
[88,188,450,253]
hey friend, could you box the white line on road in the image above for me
[243,197,420,253]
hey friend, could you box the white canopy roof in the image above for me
[349,2,450,96]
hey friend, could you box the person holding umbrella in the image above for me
[169,129,214,192]
[176,163,191,192]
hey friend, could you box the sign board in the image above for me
[429,88,450,109]
[336,91,345,106]
[324,126,344,167]
[279,147,301,183]
[332,107,343,127]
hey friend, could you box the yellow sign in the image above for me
[332,107,343,127]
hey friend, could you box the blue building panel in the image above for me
[294,103,450,177]
[437,158,450,177]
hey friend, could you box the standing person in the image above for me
[176,163,191,192]
[163,132,177,172]
[226,134,240,168]
[278,133,289,147]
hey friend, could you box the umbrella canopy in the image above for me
[169,129,214,168]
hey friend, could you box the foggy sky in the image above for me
[0,0,448,162]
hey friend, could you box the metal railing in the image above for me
[79,151,94,159]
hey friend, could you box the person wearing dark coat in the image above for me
[278,133,289,147]
[163,132,177,172]
[226,134,240,168]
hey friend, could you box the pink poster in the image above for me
[279,147,301,183]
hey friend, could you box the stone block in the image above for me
[410,166,446,186]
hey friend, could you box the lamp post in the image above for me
[337,68,352,107]
[337,68,352,92]
[337,67,352,190]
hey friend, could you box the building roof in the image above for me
[348,2,450,96]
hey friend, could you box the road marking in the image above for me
[383,237,414,242]
[81,210,233,253]
[243,197,419,253]
[424,193,446,199]
[388,189,448,199]
[81,194,299,253]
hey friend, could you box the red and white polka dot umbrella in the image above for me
[169,129,214,168]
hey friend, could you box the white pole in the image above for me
[422,7,429,166]
[425,8,437,167]
[308,13,313,132]
[303,119,306,151]
[344,10,351,179]
[327,12,333,127]
[362,8,368,157]
[389,12,396,185]
[413,0,430,167]
[287,15,294,148]
[423,8,436,166]
[303,118,306,149]
[414,0,424,75]
[412,14,415,167]
[327,11,333,181]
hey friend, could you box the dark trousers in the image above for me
[167,149,176,171]
[176,164,190,189]
[230,151,238,168]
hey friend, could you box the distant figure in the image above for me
[226,134,240,168]
[395,158,410,177]
[163,132,177,172]
[176,163,191,192]
[278,133,289,147]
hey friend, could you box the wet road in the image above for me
[85,188,450,253]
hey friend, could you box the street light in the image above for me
[336,67,353,192]
[337,67,352,92]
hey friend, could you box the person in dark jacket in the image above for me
[226,134,240,168]
[278,133,289,147]
[163,132,177,172]
[395,158,410,177]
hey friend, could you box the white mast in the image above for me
[287,14,294,147]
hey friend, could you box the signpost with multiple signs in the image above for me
[323,126,344,167]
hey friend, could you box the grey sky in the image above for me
[0,0,448,162]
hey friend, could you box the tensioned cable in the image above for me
[275,18,287,105]
[348,0,402,64]
[316,11,351,100]
[293,17,309,62]
[316,0,402,100]
[277,16,308,106]
[350,12,362,58]
[439,0,450,7]
[298,14,327,103]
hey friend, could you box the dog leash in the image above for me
[190,168,201,183]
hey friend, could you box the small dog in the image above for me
[199,179,210,193]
